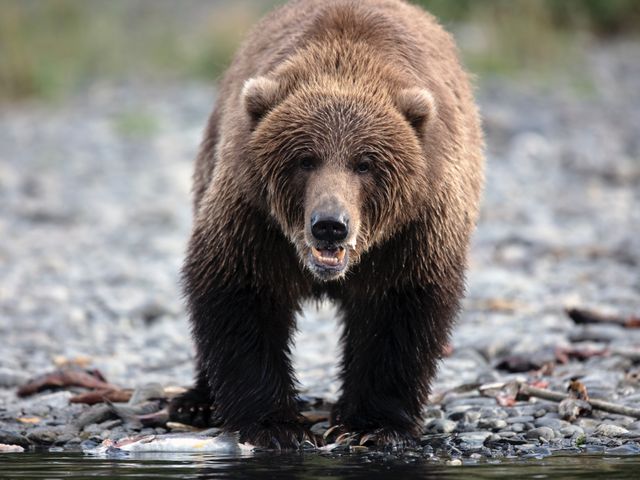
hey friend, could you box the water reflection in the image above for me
[2,452,640,479]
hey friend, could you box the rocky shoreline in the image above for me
[1,41,639,461]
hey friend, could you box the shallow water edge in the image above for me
[2,451,640,480]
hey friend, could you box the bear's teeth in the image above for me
[311,247,344,266]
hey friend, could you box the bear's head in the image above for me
[243,76,435,281]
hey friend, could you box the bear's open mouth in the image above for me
[310,245,347,270]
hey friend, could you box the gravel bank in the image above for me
[1,41,639,461]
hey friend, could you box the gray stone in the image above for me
[525,427,555,441]
[594,423,629,437]
[478,418,507,430]
[26,426,76,445]
[20,391,73,416]
[457,431,492,449]
[509,423,526,433]
[627,420,640,431]
[75,405,114,429]
[423,406,444,419]
[559,425,584,438]
[506,415,534,424]
[534,417,570,430]
[425,419,457,434]
[0,430,31,448]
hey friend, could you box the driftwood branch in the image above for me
[518,383,640,419]
[566,307,640,328]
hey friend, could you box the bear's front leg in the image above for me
[187,285,310,449]
[333,285,458,447]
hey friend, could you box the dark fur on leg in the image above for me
[182,204,312,448]
[168,386,220,428]
[332,283,461,443]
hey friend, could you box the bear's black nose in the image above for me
[311,216,348,242]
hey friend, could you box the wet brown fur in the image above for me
[172,0,484,448]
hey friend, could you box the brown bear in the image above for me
[169,0,484,448]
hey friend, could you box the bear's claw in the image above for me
[240,421,319,450]
[325,424,416,449]
[168,388,221,428]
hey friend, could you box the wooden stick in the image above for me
[518,383,640,419]
[566,307,640,328]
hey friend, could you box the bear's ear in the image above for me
[241,76,284,123]
[395,87,436,134]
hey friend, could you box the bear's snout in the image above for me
[311,214,349,243]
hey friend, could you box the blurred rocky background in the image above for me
[1,0,639,456]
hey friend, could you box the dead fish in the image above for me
[84,432,254,455]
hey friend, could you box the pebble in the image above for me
[509,423,526,433]
[457,431,492,449]
[0,430,31,449]
[525,427,555,441]
[594,424,629,437]
[506,416,535,424]
[559,425,584,438]
[534,417,570,430]
[425,419,458,434]
[478,418,507,430]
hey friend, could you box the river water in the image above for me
[2,452,639,479]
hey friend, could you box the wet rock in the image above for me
[559,425,584,438]
[478,407,508,419]
[20,391,73,417]
[605,443,640,455]
[594,423,629,437]
[534,417,570,430]
[74,404,114,429]
[506,415,534,424]
[423,406,444,419]
[576,418,600,434]
[425,419,458,434]
[509,423,526,433]
[525,427,555,441]
[478,418,507,430]
[26,429,58,445]
[457,431,492,449]
[0,430,31,449]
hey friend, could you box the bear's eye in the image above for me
[299,155,316,171]
[355,157,373,174]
